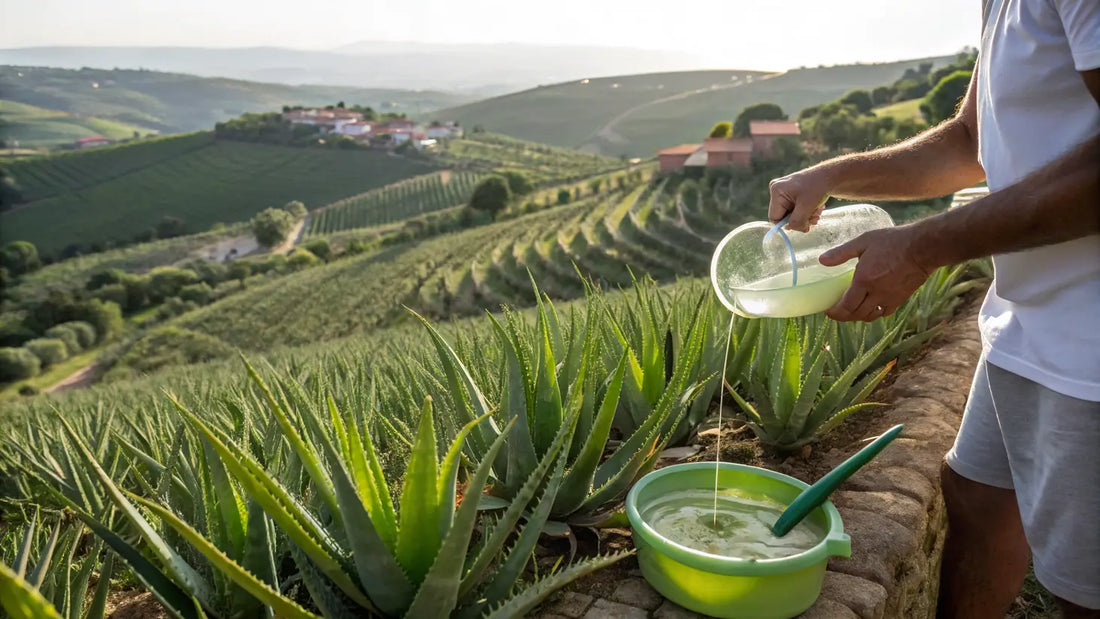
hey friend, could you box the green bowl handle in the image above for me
[772,424,904,537]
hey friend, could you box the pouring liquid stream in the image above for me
[713,313,736,527]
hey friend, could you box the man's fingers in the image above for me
[768,188,793,223]
[820,237,866,267]
[825,283,868,322]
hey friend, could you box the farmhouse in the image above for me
[657,120,800,172]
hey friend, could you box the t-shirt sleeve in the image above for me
[1052,0,1100,71]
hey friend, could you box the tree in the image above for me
[557,189,571,205]
[500,171,534,196]
[871,86,894,106]
[588,178,603,195]
[0,347,40,381]
[708,121,733,138]
[733,103,786,137]
[839,90,874,114]
[282,200,307,219]
[78,300,123,341]
[287,248,321,270]
[468,176,511,219]
[44,325,82,355]
[921,71,972,125]
[148,267,200,303]
[252,207,296,247]
[2,241,40,276]
[228,260,251,285]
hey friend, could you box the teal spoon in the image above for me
[763,215,798,287]
[771,424,904,537]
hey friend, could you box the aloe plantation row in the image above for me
[0,263,988,618]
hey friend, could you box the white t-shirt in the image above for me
[976,0,1100,401]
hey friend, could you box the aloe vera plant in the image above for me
[0,509,114,619]
[597,278,756,445]
[418,281,708,526]
[728,318,900,450]
[43,361,625,618]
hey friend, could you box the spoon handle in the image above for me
[771,424,904,537]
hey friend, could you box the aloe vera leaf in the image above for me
[0,562,63,619]
[479,552,632,619]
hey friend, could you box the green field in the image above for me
[0,65,469,133]
[0,99,156,146]
[0,132,437,253]
[875,98,925,122]
[439,57,953,156]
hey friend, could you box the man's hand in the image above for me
[819,226,934,322]
[768,170,829,232]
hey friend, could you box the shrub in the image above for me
[86,268,126,291]
[156,298,200,321]
[921,70,972,125]
[178,282,214,305]
[107,327,233,378]
[708,121,733,138]
[557,188,571,205]
[56,321,97,349]
[76,299,123,342]
[251,207,296,247]
[25,338,68,367]
[193,261,228,286]
[345,239,371,255]
[839,89,874,114]
[43,325,81,355]
[287,248,321,270]
[227,260,251,283]
[18,384,39,396]
[148,267,200,303]
[500,170,534,196]
[1,241,40,276]
[92,283,129,309]
[0,347,40,381]
[302,239,332,261]
[0,317,36,348]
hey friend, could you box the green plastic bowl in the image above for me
[625,462,851,619]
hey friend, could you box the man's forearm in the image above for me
[814,118,987,202]
[912,133,1100,269]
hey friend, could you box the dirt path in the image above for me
[272,216,308,254]
[580,72,784,153]
[46,363,101,394]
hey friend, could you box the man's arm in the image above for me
[819,68,1100,322]
[769,69,986,231]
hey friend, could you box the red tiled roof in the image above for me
[703,137,754,153]
[657,144,701,156]
[749,121,800,136]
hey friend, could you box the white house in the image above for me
[336,121,373,136]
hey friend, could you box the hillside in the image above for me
[439,56,954,156]
[0,65,469,134]
[1,132,438,253]
[0,99,156,147]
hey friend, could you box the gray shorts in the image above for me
[946,356,1100,609]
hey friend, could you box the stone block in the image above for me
[582,598,649,619]
[653,600,704,618]
[831,490,927,532]
[828,508,918,594]
[799,598,861,618]
[819,571,887,619]
[611,578,662,611]
[539,592,594,618]
[844,465,936,506]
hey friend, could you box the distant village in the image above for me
[281,107,463,150]
[62,106,464,152]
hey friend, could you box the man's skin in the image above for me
[767,67,1100,618]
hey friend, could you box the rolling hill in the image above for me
[0,65,469,134]
[1,132,438,253]
[0,99,156,147]
[439,56,954,156]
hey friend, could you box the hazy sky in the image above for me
[2,0,981,71]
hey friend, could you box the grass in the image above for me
[0,99,156,147]
[0,132,437,254]
[874,98,925,122]
[439,57,954,156]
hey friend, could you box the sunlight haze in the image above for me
[3,0,980,71]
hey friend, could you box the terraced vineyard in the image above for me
[305,171,484,237]
[437,133,621,181]
[1,133,437,253]
[165,176,754,352]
